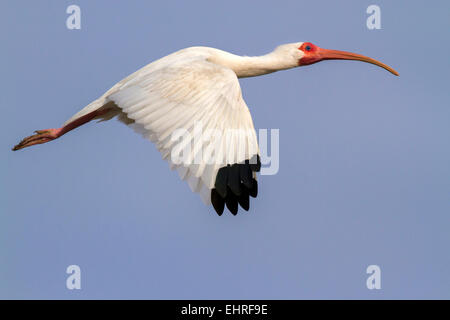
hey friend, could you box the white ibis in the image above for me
[12,42,398,215]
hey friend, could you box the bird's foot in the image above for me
[12,128,61,151]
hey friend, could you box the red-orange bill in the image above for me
[320,48,399,76]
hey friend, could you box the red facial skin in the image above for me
[298,42,399,76]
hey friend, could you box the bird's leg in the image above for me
[12,128,62,151]
[12,107,111,151]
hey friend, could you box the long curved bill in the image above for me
[320,48,399,76]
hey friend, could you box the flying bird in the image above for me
[12,42,398,215]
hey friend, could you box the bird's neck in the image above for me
[209,50,297,78]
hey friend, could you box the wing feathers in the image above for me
[107,54,259,214]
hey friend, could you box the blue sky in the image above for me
[1,0,449,299]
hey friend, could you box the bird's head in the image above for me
[295,42,399,76]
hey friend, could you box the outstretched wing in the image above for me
[106,57,260,215]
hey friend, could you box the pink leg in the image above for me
[12,107,111,151]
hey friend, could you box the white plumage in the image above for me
[64,47,264,207]
[13,42,398,215]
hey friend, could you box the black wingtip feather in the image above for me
[211,154,261,215]
[237,186,250,211]
[211,189,225,216]
[225,188,238,215]
[214,167,228,198]
[228,164,242,196]
[240,163,253,188]
[249,179,258,198]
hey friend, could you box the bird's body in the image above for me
[13,42,398,216]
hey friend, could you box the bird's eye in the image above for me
[305,45,312,51]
